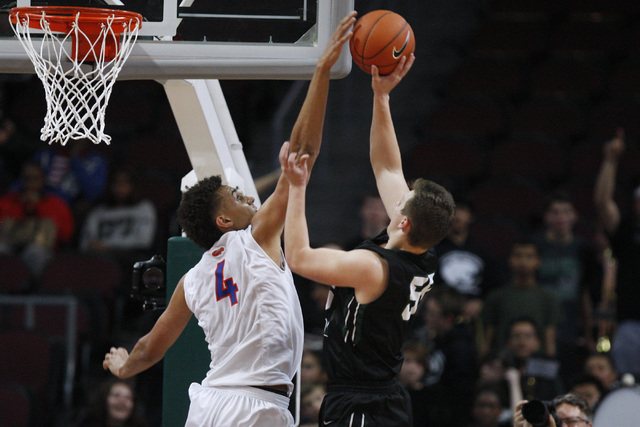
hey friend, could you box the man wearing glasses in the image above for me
[513,393,593,427]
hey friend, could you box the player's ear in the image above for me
[215,214,233,231]
[398,216,410,232]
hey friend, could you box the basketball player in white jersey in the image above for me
[102,12,357,426]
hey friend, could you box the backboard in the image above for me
[0,0,355,79]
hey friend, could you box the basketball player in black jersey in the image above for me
[282,54,456,426]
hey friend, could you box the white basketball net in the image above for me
[10,10,140,145]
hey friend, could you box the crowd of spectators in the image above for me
[3,0,640,425]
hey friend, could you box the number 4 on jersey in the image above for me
[215,260,239,305]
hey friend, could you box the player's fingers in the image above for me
[341,11,357,27]
[334,12,356,41]
[371,64,379,79]
[287,152,299,167]
[404,53,416,71]
[396,55,414,77]
[279,141,290,161]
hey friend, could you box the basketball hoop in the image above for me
[9,7,143,145]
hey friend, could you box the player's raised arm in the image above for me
[369,54,415,215]
[251,12,356,250]
[282,145,387,302]
[289,11,356,172]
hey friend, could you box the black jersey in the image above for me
[323,230,438,382]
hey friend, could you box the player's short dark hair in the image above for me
[403,178,455,248]
[552,393,593,421]
[177,175,224,249]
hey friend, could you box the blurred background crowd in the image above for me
[1,0,640,425]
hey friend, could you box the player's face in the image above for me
[217,186,257,230]
[389,191,413,231]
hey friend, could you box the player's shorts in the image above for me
[319,379,412,427]
[186,383,294,427]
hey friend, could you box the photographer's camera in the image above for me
[522,400,558,427]
[131,254,166,310]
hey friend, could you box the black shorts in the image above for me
[318,379,412,427]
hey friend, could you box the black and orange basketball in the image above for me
[349,10,415,75]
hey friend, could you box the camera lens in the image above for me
[142,266,164,292]
[522,400,550,427]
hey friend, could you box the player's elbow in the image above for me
[285,249,302,272]
[285,247,309,275]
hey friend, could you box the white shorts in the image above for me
[185,383,294,427]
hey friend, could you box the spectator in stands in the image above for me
[567,373,605,411]
[0,106,39,184]
[513,393,593,427]
[594,128,640,378]
[482,238,562,357]
[31,138,109,216]
[299,382,326,427]
[75,378,147,427]
[0,161,74,278]
[583,352,620,392]
[468,385,511,427]
[300,348,327,387]
[420,286,478,426]
[476,351,523,423]
[79,168,157,272]
[434,199,502,321]
[502,317,564,402]
[399,340,430,424]
[344,193,389,249]
[533,191,601,382]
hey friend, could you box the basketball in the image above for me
[349,10,415,75]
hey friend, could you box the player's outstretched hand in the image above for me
[103,346,129,378]
[371,53,415,96]
[318,11,357,70]
[280,141,309,187]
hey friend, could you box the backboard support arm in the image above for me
[160,79,261,206]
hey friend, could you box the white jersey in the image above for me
[183,226,303,394]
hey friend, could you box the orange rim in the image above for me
[9,6,142,34]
